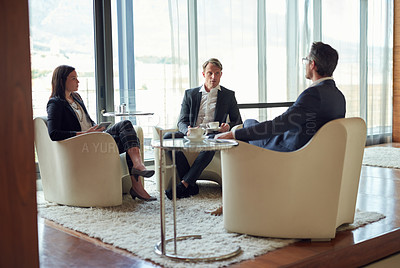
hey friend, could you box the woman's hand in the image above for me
[76,125,104,136]
[87,125,105,132]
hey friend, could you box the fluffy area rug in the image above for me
[363,147,400,168]
[37,179,385,268]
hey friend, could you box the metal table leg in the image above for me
[155,130,241,262]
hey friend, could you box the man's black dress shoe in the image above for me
[165,182,190,200]
[131,168,155,178]
[187,183,199,196]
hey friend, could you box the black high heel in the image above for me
[131,168,155,178]
[130,188,157,201]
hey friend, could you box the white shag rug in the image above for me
[37,180,385,268]
[363,147,400,169]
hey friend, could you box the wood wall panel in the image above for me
[0,0,39,267]
[394,0,400,141]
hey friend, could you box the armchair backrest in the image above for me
[34,117,59,192]
[221,117,367,239]
[291,117,367,227]
[335,118,367,226]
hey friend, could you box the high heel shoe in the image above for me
[131,167,155,178]
[130,188,157,201]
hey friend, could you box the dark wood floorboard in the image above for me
[38,217,157,268]
[38,143,400,267]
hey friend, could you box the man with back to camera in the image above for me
[212,42,346,216]
[164,58,242,200]
[217,42,345,151]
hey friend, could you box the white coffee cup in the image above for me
[206,121,219,129]
[188,127,206,138]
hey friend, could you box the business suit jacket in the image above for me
[235,79,346,152]
[177,86,242,134]
[47,94,95,141]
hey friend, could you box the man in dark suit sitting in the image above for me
[217,42,346,152]
[165,58,242,199]
[210,42,346,216]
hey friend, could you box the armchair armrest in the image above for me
[231,124,243,132]
[60,125,144,162]
[153,126,178,140]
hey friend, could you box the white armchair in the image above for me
[34,117,144,207]
[221,117,367,240]
[152,126,222,191]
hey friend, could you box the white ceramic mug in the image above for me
[206,121,219,129]
[188,127,206,138]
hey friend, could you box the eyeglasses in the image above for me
[302,57,312,65]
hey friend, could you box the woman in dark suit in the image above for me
[47,65,155,201]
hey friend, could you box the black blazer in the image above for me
[47,94,95,141]
[235,79,346,152]
[177,86,242,134]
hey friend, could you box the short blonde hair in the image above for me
[202,58,223,71]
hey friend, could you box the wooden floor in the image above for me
[38,144,400,267]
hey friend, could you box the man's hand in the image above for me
[187,126,195,136]
[219,123,230,133]
[215,131,234,139]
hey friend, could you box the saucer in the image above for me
[207,127,221,132]
[184,135,208,143]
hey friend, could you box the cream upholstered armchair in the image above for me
[152,126,223,190]
[34,117,144,207]
[221,117,366,240]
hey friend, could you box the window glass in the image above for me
[197,0,258,121]
[111,0,189,159]
[265,0,287,103]
[366,0,392,137]
[322,0,360,119]
[112,0,190,121]
[264,0,289,121]
[322,0,392,142]
[29,0,96,119]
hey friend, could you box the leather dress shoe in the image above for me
[187,183,199,196]
[131,168,155,178]
[165,182,190,200]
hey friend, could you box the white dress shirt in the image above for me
[70,101,92,131]
[195,84,221,126]
[308,77,334,88]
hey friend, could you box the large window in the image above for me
[365,0,393,143]
[29,0,96,119]
[197,1,258,102]
[111,0,189,159]
[30,0,393,153]
[111,0,189,127]
[321,0,360,119]
[321,0,392,144]
[196,0,260,122]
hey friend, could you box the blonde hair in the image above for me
[202,58,223,71]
